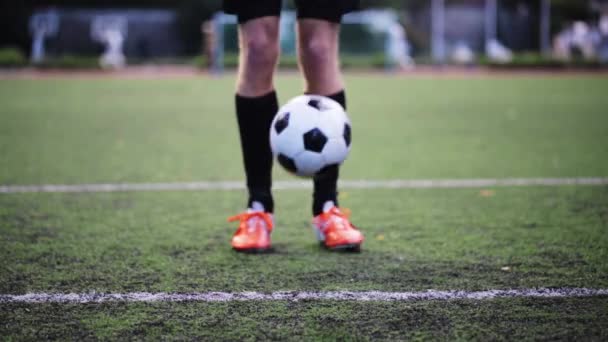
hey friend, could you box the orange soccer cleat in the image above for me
[228,210,274,252]
[312,204,364,251]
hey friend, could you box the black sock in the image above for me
[312,90,346,216]
[235,91,277,212]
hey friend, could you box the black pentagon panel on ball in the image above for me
[278,153,298,173]
[274,112,290,134]
[307,99,321,110]
[303,128,328,153]
[343,123,351,147]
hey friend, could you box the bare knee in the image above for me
[298,36,342,94]
[297,20,342,94]
[237,18,280,96]
[300,35,334,68]
[242,35,279,72]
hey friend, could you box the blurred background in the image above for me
[1,0,608,71]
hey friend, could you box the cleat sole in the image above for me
[320,242,362,253]
[233,246,274,254]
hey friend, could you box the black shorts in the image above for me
[223,0,359,24]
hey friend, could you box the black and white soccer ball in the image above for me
[270,95,352,177]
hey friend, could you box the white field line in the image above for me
[1,178,607,194]
[1,288,607,304]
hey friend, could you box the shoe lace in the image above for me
[319,207,355,232]
[228,211,273,232]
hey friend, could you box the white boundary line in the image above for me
[1,288,607,303]
[1,178,607,193]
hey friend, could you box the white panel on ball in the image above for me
[275,126,304,157]
[321,138,349,165]
[317,109,345,138]
[284,107,320,135]
[294,150,325,176]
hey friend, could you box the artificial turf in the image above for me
[1,74,607,340]
[0,75,607,184]
[2,298,608,340]
[1,186,607,294]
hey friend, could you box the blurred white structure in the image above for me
[451,41,475,64]
[347,10,414,69]
[573,21,597,58]
[91,15,127,69]
[601,15,608,35]
[431,0,514,64]
[484,0,512,63]
[599,14,608,62]
[554,21,601,60]
[431,0,446,63]
[486,39,513,63]
[386,22,414,70]
[29,10,59,63]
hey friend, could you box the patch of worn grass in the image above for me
[2,297,607,340]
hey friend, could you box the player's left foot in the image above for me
[228,208,274,253]
[312,202,364,251]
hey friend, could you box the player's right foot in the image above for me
[312,202,364,252]
[228,207,274,253]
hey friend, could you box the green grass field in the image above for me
[1,74,608,340]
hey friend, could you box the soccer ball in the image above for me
[270,95,352,177]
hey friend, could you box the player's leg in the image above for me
[295,0,364,250]
[224,0,281,252]
[296,18,344,217]
[236,16,280,98]
[297,19,344,96]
